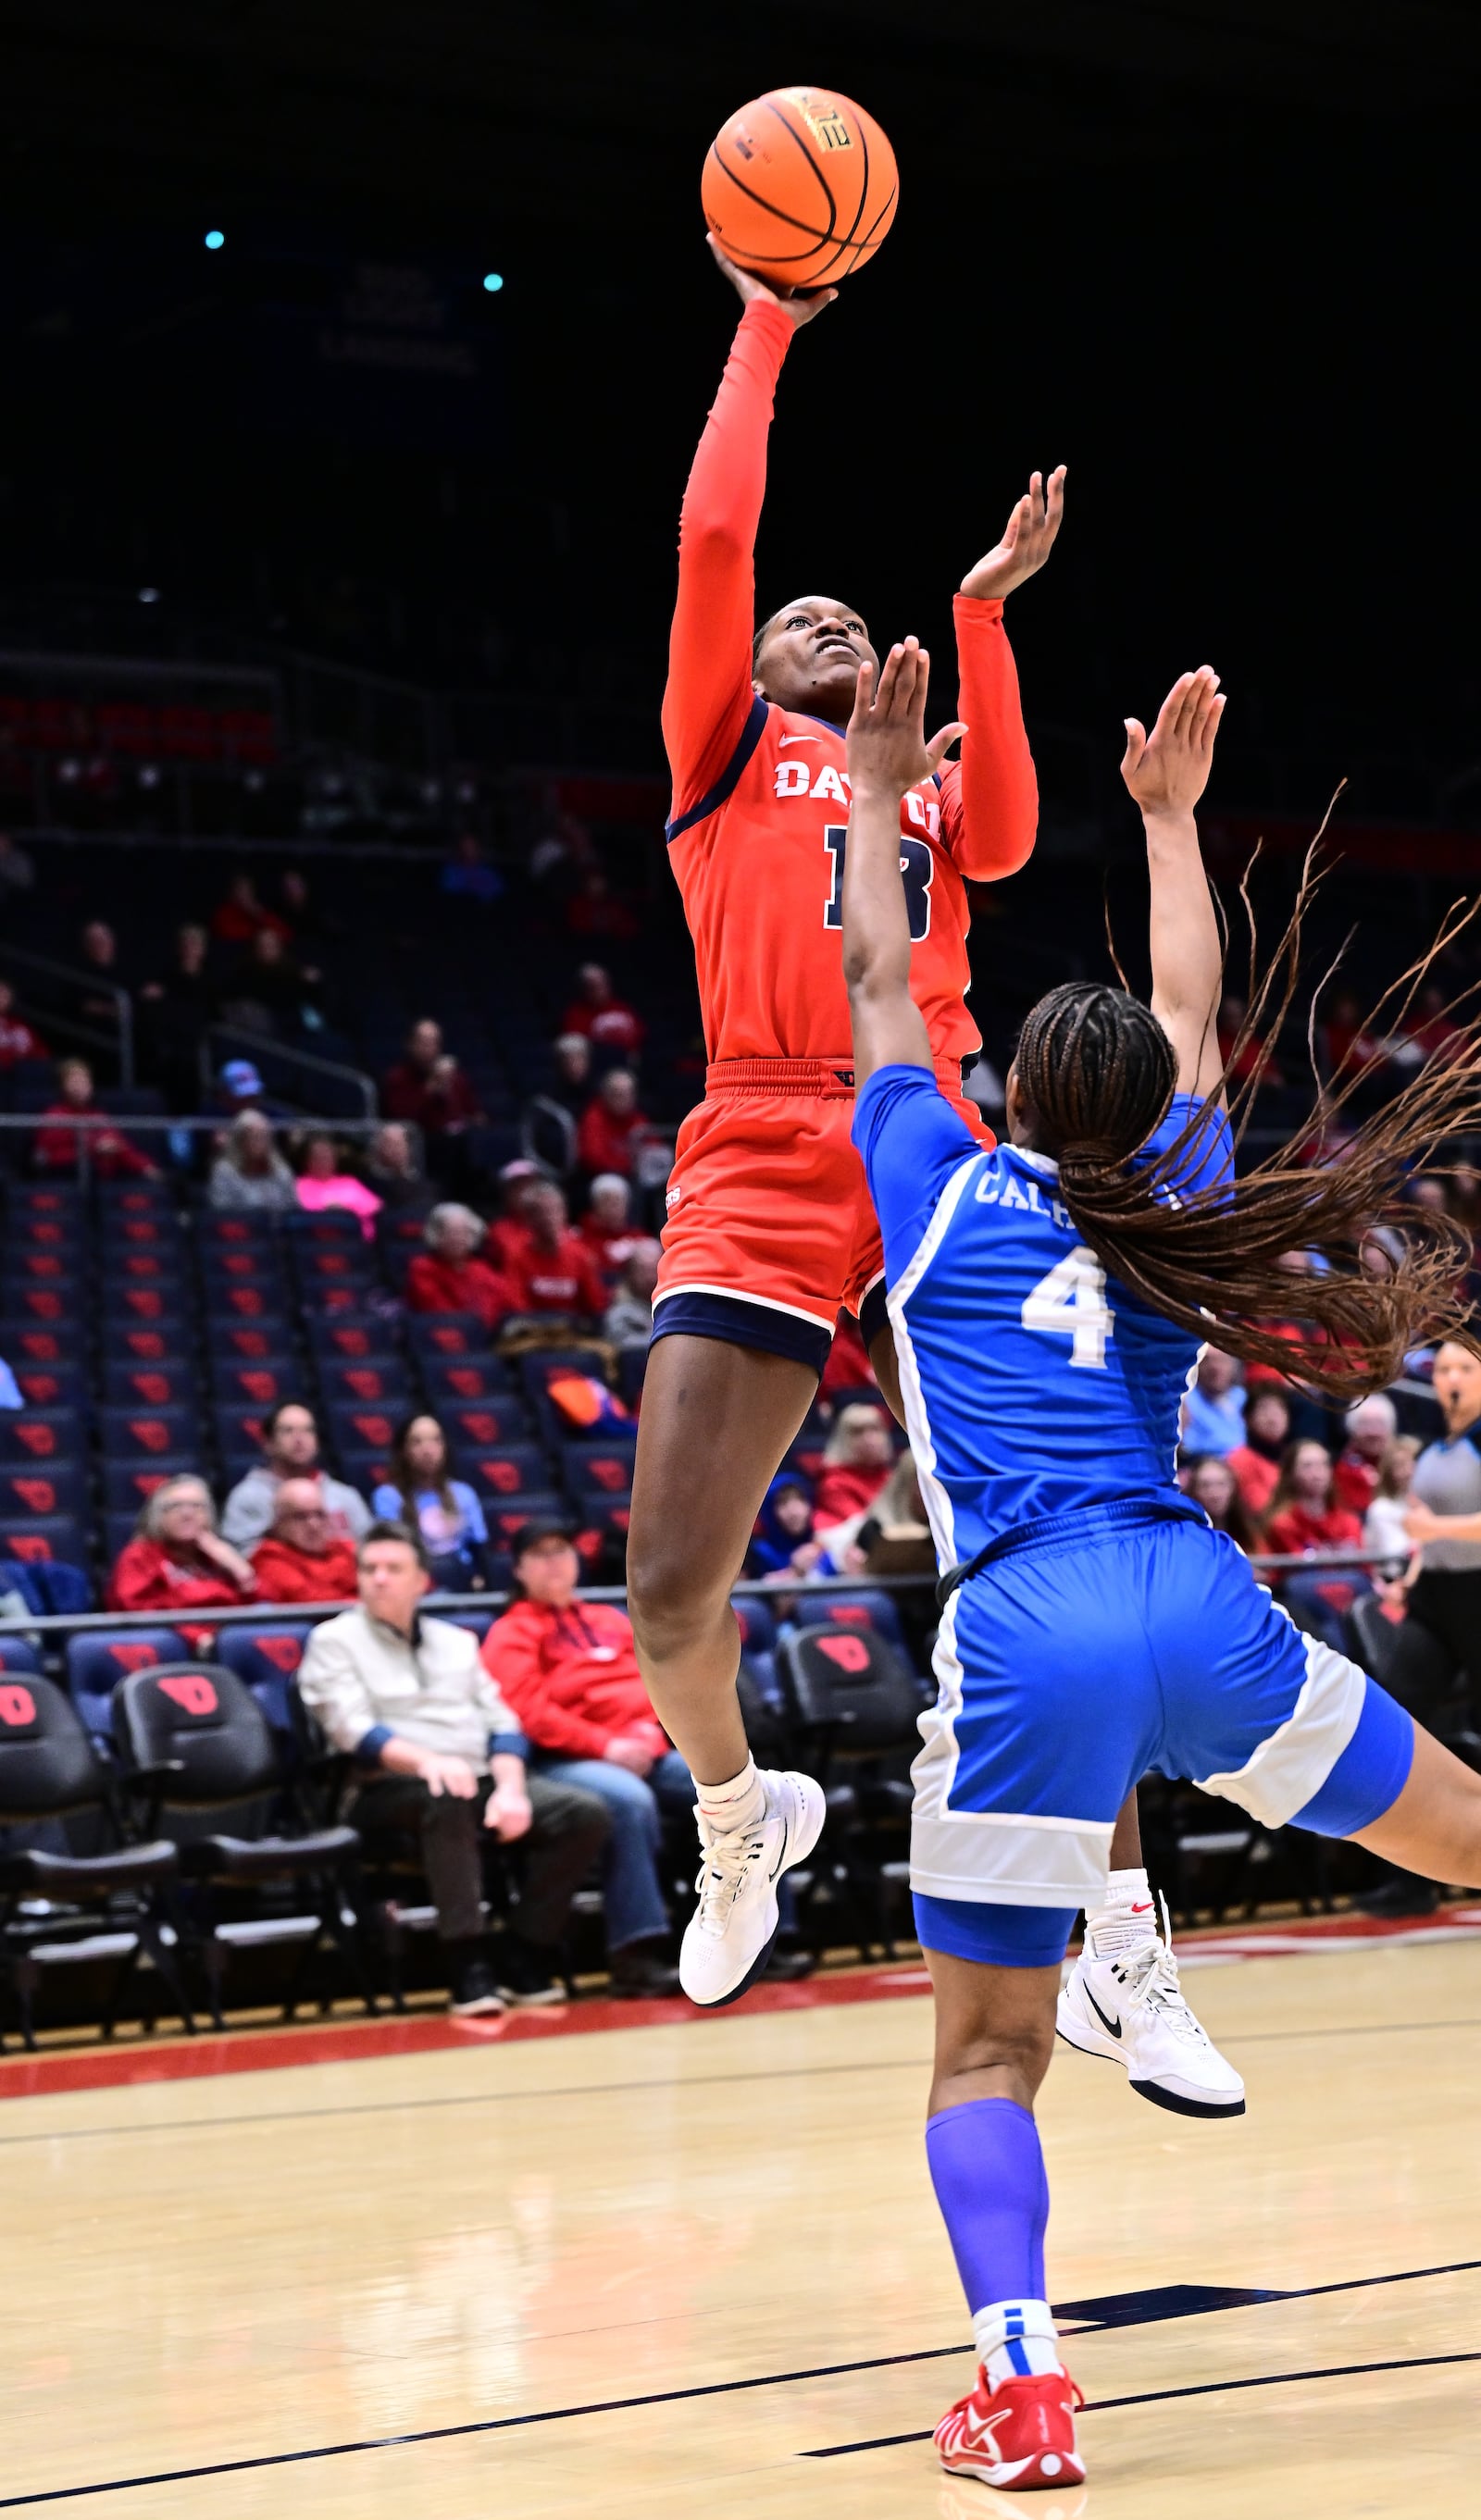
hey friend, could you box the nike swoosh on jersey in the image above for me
[778,734,822,746]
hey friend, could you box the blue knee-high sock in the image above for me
[926,2095,1049,2316]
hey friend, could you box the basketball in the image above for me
[702,85,898,290]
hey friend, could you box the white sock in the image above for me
[974,2298,1063,2387]
[695,1756,765,1835]
[1085,1867,1159,1960]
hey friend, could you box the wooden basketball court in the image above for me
[4,1922,1479,2516]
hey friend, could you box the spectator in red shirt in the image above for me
[106,1474,257,1652]
[213,870,292,948]
[814,1403,894,1531]
[405,1204,516,1331]
[481,1521,683,1995]
[509,1183,606,1318]
[0,979,46,1069]
[486,1160,545,1272]
[820,1310,879,1397]
[250,1479,361,1604]
[1263,1441,1364,1557]
[1227,1387,1291,1521]
[561,962,644,1061]
[1332,1393,1399,1517]
[580,1173,642,1280]
[576,1069,650,1179]
[381,1020,484,1141]
[34,1058,158,1179]
[1320,988,1386,1083]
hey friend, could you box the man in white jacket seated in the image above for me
[298,1519,609,2014]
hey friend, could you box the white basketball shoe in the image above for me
[678,1769,825,2007]
[1056,1893,1245,2118]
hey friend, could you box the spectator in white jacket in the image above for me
[297,1520,608,2015]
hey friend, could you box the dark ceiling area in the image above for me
[3,3,1479,805]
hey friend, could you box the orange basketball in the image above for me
[702,86,898,290]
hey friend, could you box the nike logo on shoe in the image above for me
[1086,1986,1123,2040]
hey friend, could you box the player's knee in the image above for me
[936,2003,1057,2096]
[626,1527,731,1657]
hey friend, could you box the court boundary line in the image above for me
[3,2012,1477,2148]
[5,2256,1479,2506]
[802,2349,1481,2456]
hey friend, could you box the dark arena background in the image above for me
[2,9,1480,2515]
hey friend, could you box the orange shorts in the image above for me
[652,1056,991,1372]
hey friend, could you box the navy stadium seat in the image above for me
[439,1397,531,1452]
[0,1320,84,1365]
[108,1252,185,1289]
[307,1315,398,1362]
[96,1183,173,1213]
[8,1359,87,1410]
[98,1405,199,1461]
[101,1322,193,1366]
[199,1248,287,1293]
[212,1404,272,1463]
[291,1209,364,1245]
[441,1608,494,1641]
[0,1514,89,1570]
[4,1248,81,1289]
[202,1283,288,1325]
[0,1634,42,1674]
[102,1460,195,1514]
[102,1284,181,1324]
[102,1361,196,1409]
[480,1494,566,1553]
[326,1403,400,1461]
[561,1439,636,1499]
[405,1313,490,1359]
[0,1285,82,1324]
[315,1358,411,1409]
[98,1215,180,1252]
[208,1358,300,1408]
[198,1211,278,1246]
[216,1621,313,1735]
[205,1322,283,1364]
[0,1409,84,1464]
[335,1448,392,1496]
[7,1185,81,1218]
[66,1628,188,1738]
[791,1586,906,1654]
[0,1464,88,1521]
[418,1354,513,1405]
[616,1342,648,1409]
[462,1443,548,1500]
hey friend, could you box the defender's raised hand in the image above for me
[961,466,1067,602]
[706,232,838,329]
[1121,667,1226,821]
[846,639,966,801]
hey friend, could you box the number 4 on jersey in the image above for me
[1021,1247,1114,1368]
[823,825,934,939]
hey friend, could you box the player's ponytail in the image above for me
[1014,863,1481,1399]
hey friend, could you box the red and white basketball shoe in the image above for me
[934,2365,1086,2490]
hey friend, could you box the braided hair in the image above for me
[1011,855,1481,1399]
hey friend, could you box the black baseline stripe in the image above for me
[7,2256,1481,2506]
[801,2350,1481,2457]
[5,2007,1480,2151]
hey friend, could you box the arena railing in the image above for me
[0,1108,405,1181]
[194,1026,378,1120]
[0,939,134,1086]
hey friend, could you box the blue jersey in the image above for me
[852,1064,1234,1573]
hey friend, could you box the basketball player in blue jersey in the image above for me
[840,640,1481,2489]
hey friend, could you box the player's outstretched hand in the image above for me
[961,467,1067,602]
[1121,667,1226,820]
[706,233,838,328]
[846,639,966,801]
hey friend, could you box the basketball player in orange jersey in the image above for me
[630,245,1238,2092]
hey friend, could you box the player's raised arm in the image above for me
[940,466,1066,882]
[662,242,835,818]
[842,640,965,1085]
[1122,666,1227,1100]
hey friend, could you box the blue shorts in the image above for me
[911,1503,1414,1968]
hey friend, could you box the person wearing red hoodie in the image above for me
[575,1068,651,1179]
[34,1057,158,1179]
[249,1479,361,1605]
[405,1203,516,1332]
[481,1521,683,1995]
[814,1402,894,1531]
[507,1183,607,1318]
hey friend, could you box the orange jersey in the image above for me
[663,298,1039,1067]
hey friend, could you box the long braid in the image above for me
[1015,868,1481,1401]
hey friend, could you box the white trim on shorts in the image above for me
[1196,1626,1367,1827]
[651,1282,839,1333]
[910,1809,1117,1911]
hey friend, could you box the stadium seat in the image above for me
[560,1440,636,1498]
[0,1321,84,1366]
[212,1404,271,1463]
[315,1358,411,1408]
[290,1210,365,1246]
[0,1285,82,1324]
[100,1322,193,1367]
[438,1397,531,1452]
[99,1215,180,1253]
[0,1514,89,1571]
[792,1588,907,1654]
[405,1313,490,1359]
[0,1409,84,1464]
[96,1183,173,1215]
[481,1494,566,1553]
[208,1357,299,1407]
[7,1359,87,1410]
[0,1465,88,1521]
[66,1628,188,1737]
[0,1674,191,2048]
[336,1449,393,1496]
[418,1354,513,1405]
[616,1342,648,1409]
[440,1607,495,1640]
[307,1315,398,1362]
[326,1403,399,1461]
[775,1625,922,1956]
[207,1322,284,1364]
[462,1443,548,1499]
[199,1248,287,1294]
[294,1279,367,1318]
[102,1361,196,1409]
[102,1460,195,1515]
[111,1661,372,2030]
[203,1284,289,1324]
[4,1248,81,1288]
[6,1185,82,1219]
[98,1405,199,1461]
[216,1621,313,1735]
[198,1212,278,1247]
[0,1634,42,1674]
[731,1593,779,1702]
[109,1252,185,1290]
[103,1285,181,1324]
